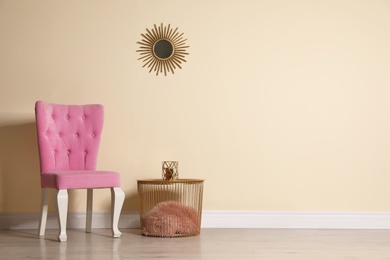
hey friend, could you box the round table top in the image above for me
[137,179,204,184]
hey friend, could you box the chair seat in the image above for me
[41,170,121,190]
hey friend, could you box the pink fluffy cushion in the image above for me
[142,201,200,237]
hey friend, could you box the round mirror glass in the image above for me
[153,39,174,59]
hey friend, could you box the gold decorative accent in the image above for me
[136,23,189,76]
[162,161,178,181]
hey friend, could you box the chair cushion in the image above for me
[41,170,121,190]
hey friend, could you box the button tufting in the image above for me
[82,115,86,119]
[75,133,79,137]
[91,133,95,137]
[67,150,70,154]
[65,115,70,120]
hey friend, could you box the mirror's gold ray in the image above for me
[159,60,164,74]
[167,59,177,69]
[147,56,158,67]
[170,27,178,38]
[146,57,157,69]
[137,38,151,44]
[171,35,183,42]
[170,31,180,43]
[170,58,183,69]
[149,59,158,73]
[174,54,187,62]
[172,38,185,44]
[159,23,164,39]
[138,54,153,60]
[165,24,171,39]
[137,41,153,48]
[175,46,189,51]
[160,23,165,39]
[139,55,153,62]
[166,59,176,73]
[137,50,152,55]
[153,24,160,39]
[174,56,187,61]
[137,43,152,49]
[137,46,152,51]
[156,60,162,75]
[141,56,155,67]
[166,62,172,73]
[173,55,187,63]
[153,59,159,73]
[137,53,153,59]
[166,25,174,39]
[143,60,154,69]
[140,34,155,45]
[174,47,189,52]
[157,24,162,39]
[136,51,151,56]
[173,39,188,46]
[171,32,184,42]
[150,27,158,41]
[175,49,188,55]
[162,24,166,38]
[139,40,154,48]
[163,62,167,76]
[175,53,190,57]
[175,48,190,53]
[145,29,158,41]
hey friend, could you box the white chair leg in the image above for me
[56,189,68,242]
[86,189,93,233]
[111,187,125,238]
[38,188,49,237]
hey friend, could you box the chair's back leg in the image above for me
[38,188,49,237]
[86,189,93,233]
[56,189,68,242]
[111,187,125,238]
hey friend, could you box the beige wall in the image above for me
[1,0,390,213]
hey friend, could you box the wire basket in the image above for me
[137,179,204,237]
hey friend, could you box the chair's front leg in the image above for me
[38,188,49,237]
[86,189,93,233]
[111,187,125,238]
[56,189,68,242]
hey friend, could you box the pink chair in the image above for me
[35,101,125,242]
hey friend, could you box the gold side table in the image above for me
[137,179,204,237]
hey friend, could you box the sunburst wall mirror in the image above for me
[136,23,189,76]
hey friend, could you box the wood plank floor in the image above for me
[1,229,390,259]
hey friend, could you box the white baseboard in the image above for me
[2,211,390,230]
[0,211,140,230]
[201,211,390,229]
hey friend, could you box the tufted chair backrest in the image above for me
[35,101,104,173]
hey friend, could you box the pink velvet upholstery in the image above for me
[35,101,120,189]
